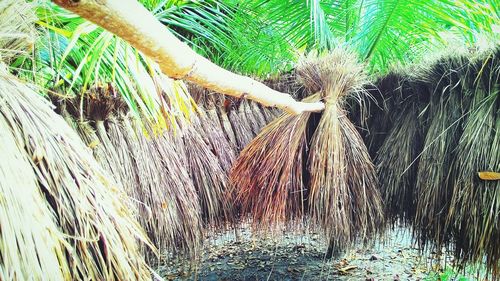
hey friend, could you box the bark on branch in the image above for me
[52,0,325,114]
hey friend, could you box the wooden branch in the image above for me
[52,0,325,114]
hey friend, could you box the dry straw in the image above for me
[231,49,384,249]
[64,87,203,260]
[366,48,500,276]
[0,70,152,280]
[176,115,233,226]
[445,49,500,275]
[373,76,429,223]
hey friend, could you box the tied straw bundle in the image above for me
[230,49,384,251]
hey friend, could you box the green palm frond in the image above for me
[27,2,196,124]
[354,0,500,73]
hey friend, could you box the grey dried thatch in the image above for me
[371,76,430,223]
[444,49,500,275]
[136,119,203,257]
[0,70,152,280]
[0,0,35,63]
[177,116,233,226]
[65,89,203,259]
[414,55,471,246]
[362,48,500,276]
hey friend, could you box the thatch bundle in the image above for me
[357,48,500,276]
[188,85,237,174]
[62,86,203,259]
[0,70,152,280]
[227,98,256,150]
[230,49,384,250]
[413,55,471,245]
[0,0,35,63]
[138,120,203,255]
[367,75,430,222]
[176,116,232,226]
[444,50,500,274]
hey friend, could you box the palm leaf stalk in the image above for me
[32,2,196,126]
[230,49,384,252]
[52,0,325,115]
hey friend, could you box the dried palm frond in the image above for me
[71,87,203,259]
[230,101,316,226]
[177,117,233,226]
[0,0,35,63]
[195,90,237,174]
[243,100,266,135]
[302,51,384,248]
[445,49,500,276]
[0,70,152,280]
[228,98,255,150]
[414,55,471,247]
[217,98,239,150]
[0,111,69,280]
[132,119,203,258]
[259,104,280,123]
[374,77,430,223]
[231,49,384,250]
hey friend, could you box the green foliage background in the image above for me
[13,0,500,119]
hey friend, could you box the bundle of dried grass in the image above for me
[0,70,152,280]
[133,119,203,257]
[227,98,255,150]
[373,77,430,223]
[0,106,69,280]
[445,49,500,275]
[0,0,35,63]
[230,104,315,225]
[414,55,471,246]
[230,49,384,250]
[189,84,237,174]
[66,88,203,259]
[177,117,233,226]
[301,51,384,248]
[243,100,267,135]
[217,98,239,150]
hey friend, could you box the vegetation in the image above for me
[1,0,499,280]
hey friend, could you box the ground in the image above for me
[157,226,458,281]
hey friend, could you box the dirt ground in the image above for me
[157,227,455,281]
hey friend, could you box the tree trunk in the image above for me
[52,0,325,115]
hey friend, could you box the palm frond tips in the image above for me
[0,70,151,280]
